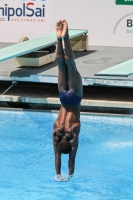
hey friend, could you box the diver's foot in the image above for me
[55,20,63,39]
[61,19,68,39]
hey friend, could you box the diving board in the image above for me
[0,29,88,63]
[94,58,133,77]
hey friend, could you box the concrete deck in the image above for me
[0,43,133,87]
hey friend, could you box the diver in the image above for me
[52,19,83,182]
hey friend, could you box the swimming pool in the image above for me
[0,110,133,200]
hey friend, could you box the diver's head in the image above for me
[58,138,72,154]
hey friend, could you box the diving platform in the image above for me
[95,58,133,77]
[0,39,133,88]
[0,29,88,66]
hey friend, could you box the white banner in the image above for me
[0,0,51,42]
[0,0,133,47]
[49,0,133,47]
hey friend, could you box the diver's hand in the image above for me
[64,174,73,181]
[54,174,73,182]
[55,174,65,182]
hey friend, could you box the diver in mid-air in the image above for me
[52,19,83,181]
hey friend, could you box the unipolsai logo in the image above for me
[0,0,46,22]
[116,0,133,5]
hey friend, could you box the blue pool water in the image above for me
[0,110,133,200]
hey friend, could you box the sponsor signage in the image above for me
[116,0,133,5]
[0,3,45,21]
[114,1,133,34]
[0,1,46,22]
[0,0,50,42]
[114,14,133,34]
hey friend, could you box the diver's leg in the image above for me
[62,20,83,97]
[56,21,68,92]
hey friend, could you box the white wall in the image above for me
[50,0,133,47]
[0,0,133,47]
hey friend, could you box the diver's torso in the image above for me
[54,104,80,140]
